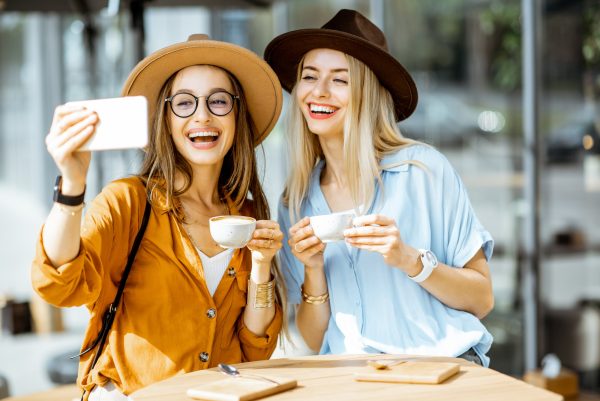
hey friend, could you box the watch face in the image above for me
[424,250,438,267]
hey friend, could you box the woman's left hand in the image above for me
[247,220,284,265]
[343,214,419,275]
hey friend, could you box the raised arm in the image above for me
[42,104,97,266]
[243,220,284,336]
[287,217,329,352]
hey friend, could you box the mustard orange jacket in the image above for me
[31,177,282,395]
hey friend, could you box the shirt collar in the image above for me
[306,155,409,208]
[306,159,330,214]
[308,159,325,198]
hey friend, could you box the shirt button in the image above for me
[227,267,236,277]
[199,352,209,362]
[206,308,216,319]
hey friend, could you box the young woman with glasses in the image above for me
[32,35,286,400]
[265,10,494,366]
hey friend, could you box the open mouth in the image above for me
[187,130,220,143]
[309,103,338,116]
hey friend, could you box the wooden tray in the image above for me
[186,375,297,401]
[354,361,460,384]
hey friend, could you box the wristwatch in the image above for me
[53,175,86,206]
[409,249,438,283]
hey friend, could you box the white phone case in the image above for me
[69,96,149,151]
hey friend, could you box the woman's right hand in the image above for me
[288,217,326,270]
[45,104,98,191]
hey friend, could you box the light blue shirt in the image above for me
[278,144,494,366]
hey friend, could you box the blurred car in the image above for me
[398,92,504,147]
[545,119,600,164]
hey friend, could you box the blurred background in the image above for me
[0,0,599,398]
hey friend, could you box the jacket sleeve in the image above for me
[236,302,283,362]
[31,179,145,308]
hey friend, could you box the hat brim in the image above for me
[264,29,417,121]
[122,40,282,145]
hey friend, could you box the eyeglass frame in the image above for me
[164,90,240,118]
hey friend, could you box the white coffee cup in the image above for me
[309,212,354,243]
[209,216,256,248]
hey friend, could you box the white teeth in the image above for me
[188,131,219,139]
[310,104,336,114]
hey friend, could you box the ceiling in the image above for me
[0,0,276,13]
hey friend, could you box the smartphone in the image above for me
[68,96,149,151]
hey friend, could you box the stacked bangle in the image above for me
[248,278,275,309]
[301,285,329,305]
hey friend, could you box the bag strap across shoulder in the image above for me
[72,192,152,371]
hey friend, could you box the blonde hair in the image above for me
[284,54,420,221]
[138,66,288,340]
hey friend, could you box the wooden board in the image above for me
[186,376,297,401]
[354,361,461,384]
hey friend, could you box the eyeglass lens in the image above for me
[170,92,234,117]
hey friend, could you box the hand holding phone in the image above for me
[67,96,149,151]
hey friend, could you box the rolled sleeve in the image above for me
[237,303,283,361]
[31,229,102,307]
[30,178,145,309]
[439,156,494,268]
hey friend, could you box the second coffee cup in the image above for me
[209,216,256,248]
[309,212,354,242]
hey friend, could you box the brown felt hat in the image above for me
[122,34,282,145]
[264,9,417,121]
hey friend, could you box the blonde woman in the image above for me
[265,10,494,366]
[32,35,285,400]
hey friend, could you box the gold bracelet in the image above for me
[56,202,85,216]
[248,278,275,309]
[301,284,329,305]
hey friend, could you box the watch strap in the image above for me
[409,249,437,283]
[53,175,86,206]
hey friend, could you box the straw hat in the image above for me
[122,34,282,145]
[264,9,417,121]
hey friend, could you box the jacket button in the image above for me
[206,308,216,319]
[227,267,236,277]
[199,352,209,362]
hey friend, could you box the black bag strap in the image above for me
[71,195,151,372]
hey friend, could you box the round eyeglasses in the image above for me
[165,91,239,118]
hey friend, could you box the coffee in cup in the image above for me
[309,212,354,243]
[209,216,256,248]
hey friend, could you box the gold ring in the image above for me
[294,243,302,253]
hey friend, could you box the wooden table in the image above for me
[4,384,80,401]
[130,354,564,401]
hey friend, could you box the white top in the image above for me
[197,248,234,295]
[89,381,131,401]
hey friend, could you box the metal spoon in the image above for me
[367,359,407,370]
[218,363,280,385]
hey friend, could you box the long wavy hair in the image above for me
[138,66,288,338]
[283,53,420,221]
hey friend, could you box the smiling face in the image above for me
[168,65,236,168]
[295,48,350,139]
